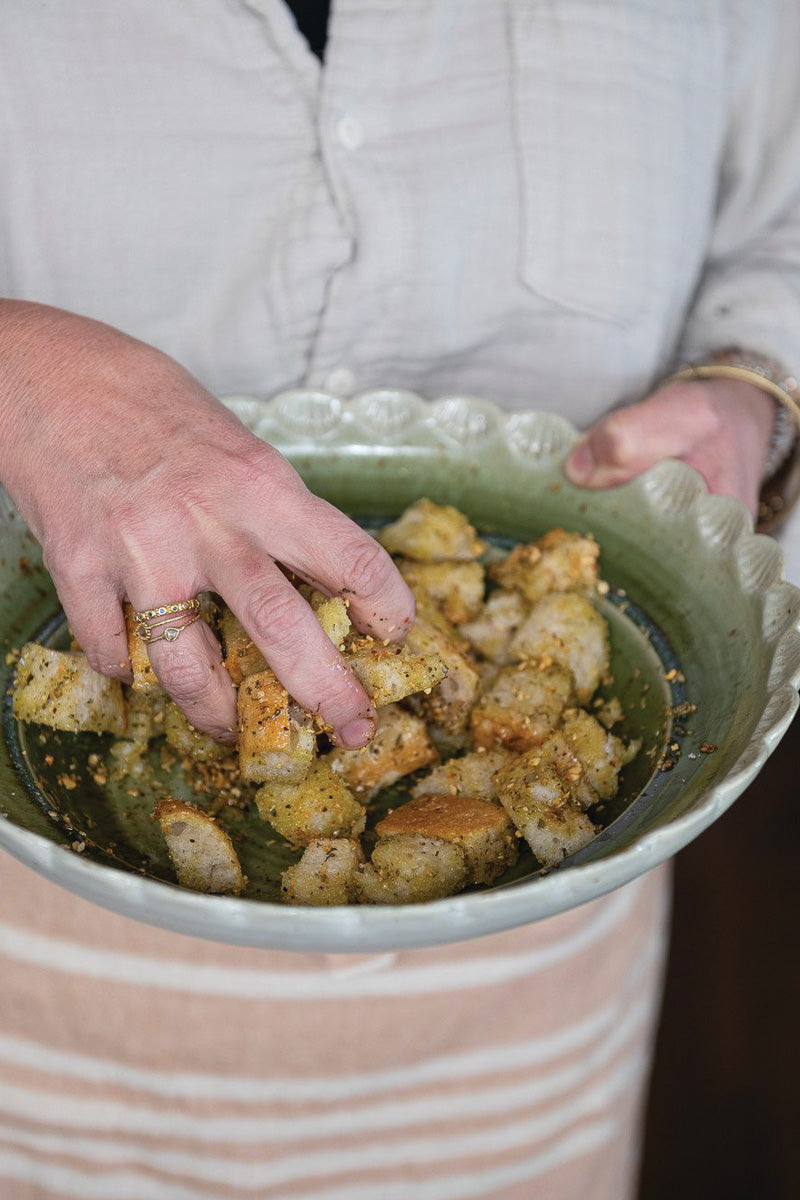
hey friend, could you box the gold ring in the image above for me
[134,598,201,645]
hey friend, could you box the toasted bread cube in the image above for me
[254,758,366,846]
[460,589,529,664]
[164,700,233,764]
[510,592,610,704]
[562,708,640,800]
[13,644,126,735]
[356,833,468,904]
[345,636,448,707]
[376,792,517,885]
[328,705,438,800]
[153,798,245,895]
[404,617,481,733]
[378,499,486,562]
[308,592,352,648]
[219,609,268,684]
[593,695,624,730]
[471,661,574,752]
[123,687,167,745]
[490,529,600,604]
[280,837,365,906]
[237,670,316,784]
[412,748,515,804]
[492,734,599,867]
[109,687,167,778]
[397,560,485,625]
[123,603,159,693]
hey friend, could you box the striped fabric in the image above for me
[0,854,669,1199]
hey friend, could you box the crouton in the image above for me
[377,498,486,562]
[471,661,574,752]
[404,617,481,733]
[308,591,351,648]
[510,592,610,704]
[254,758,366,846]
[219,609,268,685]
[123,603,160,693]
[562,708,640,800]
[164,700,233,764]
[356,833,468,904]
[412,747,515,804]
[13,643,126,735]
[460,588,529,664]
[280,838,365,906]
[397,559,485,625]
[376,792,517,885]
[328,705,437,800]
[492,733,599,867]
[490,529,599,604]
[153,798,245,895]
[345,635,448,707]
[237,670,316,784]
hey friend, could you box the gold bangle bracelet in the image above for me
[666,363,800,432]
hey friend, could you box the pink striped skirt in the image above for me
[0,853,669,1199]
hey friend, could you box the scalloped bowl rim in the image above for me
[1,390,798,952]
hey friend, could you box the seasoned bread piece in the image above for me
[280,837,365,906]
[13,644,126,735]
[378,498,486,562]
[376,792,517,885]
[404,617,481,734]
[123,687,167,745]
[509,592,609,705]
[123,603,160,693]
[471,661,574,752]
[412,748,515,804]
[397,560,485,626]
[153,798,245,895]
[492,733,599,867]
[562,708,640,800]
[460,589,529,665]
[254,758,366,846]
[490,529,600,604]
[328,704,438,800]
[356,833,468,904]
[219,609,268,685]
[345,635,448,707]
[237,670,316,784]
[164,700,232,764]
[307,591,352,649]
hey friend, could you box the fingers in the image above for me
[262,494,416,641]
[218,552,376,748]
[128,593,239,744]
[563,388,720,489]
[46,562,132,682]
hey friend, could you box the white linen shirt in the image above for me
[3,0,800,434]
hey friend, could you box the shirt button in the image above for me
[324,367,357,396]
[335,115,364,150]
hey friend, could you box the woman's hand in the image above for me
[0,302,414,748]
[563,378,775,518]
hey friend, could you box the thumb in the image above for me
[563,389,710,489]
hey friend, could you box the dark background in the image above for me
[640,709,799,1199]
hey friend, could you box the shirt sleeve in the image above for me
[676,0,800,376]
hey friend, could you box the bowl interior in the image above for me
[0,433,785,901]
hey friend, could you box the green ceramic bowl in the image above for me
[1,391,798,951]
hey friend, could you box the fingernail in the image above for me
[338,717,376,749]
[565,441,595,484]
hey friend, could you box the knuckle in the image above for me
[156,649,216,704]
[242,585,307,648]
[342,536,395,599]
[593,413,635,466]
